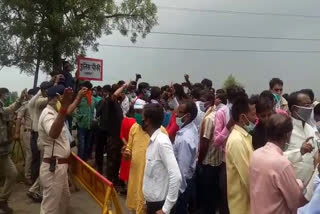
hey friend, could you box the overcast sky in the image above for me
[1,0,320,97]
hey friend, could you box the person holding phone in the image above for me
[285,91,318,193]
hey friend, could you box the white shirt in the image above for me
[143,128,182,214]
[194,101,205,131]
[28,90,48,131]
[284,117,318,186]
[121,96,130,117]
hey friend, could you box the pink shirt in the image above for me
[250,142,306,214]
[214,106,230,150]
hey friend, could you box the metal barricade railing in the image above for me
[69,152,123,214]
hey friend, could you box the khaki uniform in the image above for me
[17,102,32,180]
[38,105,70,214]
[28,90,48,181]
[0,99,22,202]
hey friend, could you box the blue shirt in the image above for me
[173,122,199,193]
[298,175,320,214]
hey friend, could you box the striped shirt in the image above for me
[201,106,223,167]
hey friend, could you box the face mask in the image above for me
[144,90,151,98]
[134,113,143,126]
[199,102,206,112]
[284,143,289,151]
[294,105,313,122]
[176,114,187,129]
[283,132,292,151]
[244,115,255,133]
[273,93,281,103]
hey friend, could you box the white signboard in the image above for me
[77,57,103,81]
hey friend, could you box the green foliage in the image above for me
[223,74,244,89]
[0,0,158,74]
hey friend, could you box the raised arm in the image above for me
[112,84,127,101]
[184,74,193,90]
[66,87,87,115]
[49,88,74,139]
[3,89,27,114]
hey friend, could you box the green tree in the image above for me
[0,0,158,87]
[223,74,244,89]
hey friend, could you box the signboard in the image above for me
[77,57,103,81]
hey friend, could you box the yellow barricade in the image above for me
[70,152,123,214]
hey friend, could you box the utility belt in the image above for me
[43,157,69,165]
[43,155,69,172]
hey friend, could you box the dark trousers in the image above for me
[171,179,193,214]
[198,164,221,214]
[146,201,165,214]
[88,126,98,159]
[77,128,92,161]
[95,129,108,174]
[219,162,230,214]
[30,131,40,182]
[106,136,123,185]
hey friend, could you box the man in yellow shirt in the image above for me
[226,95,256,214]
[123,99,167,214]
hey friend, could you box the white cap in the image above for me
[134,99,147,109]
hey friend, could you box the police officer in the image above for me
[38,85,86,214]
[15,88,36,185]
[28,81,52,183]
[0,87,27,213]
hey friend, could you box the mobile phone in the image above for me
[49,157,56,172]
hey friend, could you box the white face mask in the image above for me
[198,101,206,112]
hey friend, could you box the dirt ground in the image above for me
[9,182,130,214]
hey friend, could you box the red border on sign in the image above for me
[77,57,103,81]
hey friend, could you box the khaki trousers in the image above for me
[29,149,43,195]
[40,162,70,214]
[21,130,32,180]
[0,155,18,202]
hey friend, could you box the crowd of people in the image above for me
[0,65,320,214]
